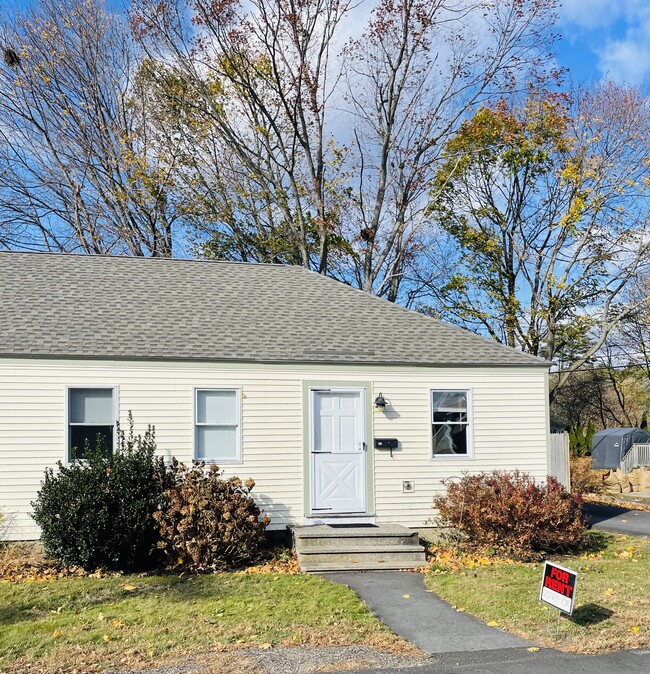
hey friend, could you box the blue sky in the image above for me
[556,0,650,85]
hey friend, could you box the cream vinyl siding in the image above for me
[0,359,549,540]
[372,371,549,527]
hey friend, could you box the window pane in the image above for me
[432,391,467,412]
[432,423,468,455]
[197,390,237,424]
[197,425,238,460]
[69,388,113,424]
[433,411,468,423]
[315,414,333,452]
[70,425,113,460]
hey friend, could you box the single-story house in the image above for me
[0,252,551,541]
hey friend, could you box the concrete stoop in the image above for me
[292,524,426,572]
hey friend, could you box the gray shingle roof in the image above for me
[0,252,548,367]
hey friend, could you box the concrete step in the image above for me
[298,544,425,566]
[293,524,418,549]
[292,524,427,572]
[299,544,425,555]
[300,558,426,573]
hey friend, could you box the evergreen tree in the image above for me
[586,421,596,456]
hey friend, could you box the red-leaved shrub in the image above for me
[433,471,589,560]
[153,460,270,571]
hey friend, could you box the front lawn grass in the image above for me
[1,571,405,673]
[426,533,650,653]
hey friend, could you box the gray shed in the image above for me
[591,428,650,469]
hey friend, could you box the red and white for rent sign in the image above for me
[539,561,578,615]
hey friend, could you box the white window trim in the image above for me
[430,388,474,460]
[193,387,243,464]
[65,385,119,463]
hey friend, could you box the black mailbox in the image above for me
[374,438,398,450]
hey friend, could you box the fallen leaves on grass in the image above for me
[426,544,524,572]
[234,548,301,575]
[582,493,650,513]
[2,543,302,583]
[427,534,650,655]
[20,647,185,674]
[276,625,424,658]
[0,542,90,583]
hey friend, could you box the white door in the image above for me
[311,389,367,514]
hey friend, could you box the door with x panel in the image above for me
[311,389,367,514]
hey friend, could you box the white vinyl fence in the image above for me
[549,431,570,488]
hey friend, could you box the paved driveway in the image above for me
[585,503,650,537]
[348,646,650,673]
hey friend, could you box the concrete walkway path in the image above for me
[585,503,650,537]
[325,571,531,655]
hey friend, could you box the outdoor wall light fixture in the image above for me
[374,393,387,411]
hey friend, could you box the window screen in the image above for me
[431,390,469,456]
[195,389,240,461]
[68,388,115,460]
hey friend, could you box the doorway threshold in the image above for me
[304,514,376,526]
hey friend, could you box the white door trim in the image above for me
[309,387,368,515]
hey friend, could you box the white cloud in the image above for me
[559,0,624,30]
[559,0,650,84]
[596,5,650,84]
[598,37,650,84]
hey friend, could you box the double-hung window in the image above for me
[195,389,241,462]
[431,390,471,457]
[68,387,116,461]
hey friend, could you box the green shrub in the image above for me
[568,423,596,458]
[569,425,590,457]
[153,461,270,571]
[434,471,589,560]
[31,415,168,571]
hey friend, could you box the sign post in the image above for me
[539,560,578,616]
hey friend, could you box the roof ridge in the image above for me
[0,250,292,268]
